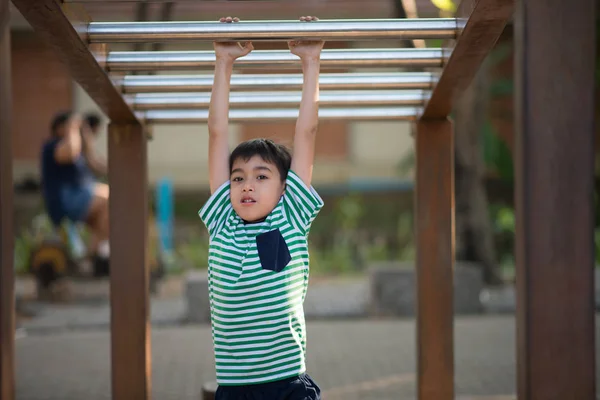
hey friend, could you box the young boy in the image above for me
[198,15,324,400]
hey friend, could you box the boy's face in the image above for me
[230,155,286,222]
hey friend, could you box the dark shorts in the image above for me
[215,374,321,400]
[46,184,94,227]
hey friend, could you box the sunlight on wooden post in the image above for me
[415,119,454,400]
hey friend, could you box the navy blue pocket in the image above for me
[256,229,291,273]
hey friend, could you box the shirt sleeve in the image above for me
[198,180,233,238]
[283,170,324,234]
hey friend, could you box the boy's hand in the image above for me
[288,16,324,61]
[213,17,254,62]
[66,115,83,137]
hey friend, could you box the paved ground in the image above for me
[13,277,600,399]
[14,315,526,400]
[15,276,371,333]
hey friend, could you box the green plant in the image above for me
[175,234,210,270]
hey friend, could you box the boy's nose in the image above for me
[242,184,254,192]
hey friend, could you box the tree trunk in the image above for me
[454,58,504,286]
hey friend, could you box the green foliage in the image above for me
[13,214,74,275]
[481,120,514,182]
[175,234,210,271]
[14,234,34,275]
[309,195,416,276]
[489,204,515,267]
[489,78,514,97]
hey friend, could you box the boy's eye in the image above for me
[257,175,268,180]
[232,176,243,182]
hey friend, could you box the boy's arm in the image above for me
[208,17,254,194]
[81,125,108,176]
[289,16,324,188]
[208,58,234,194]
[54,116,83,164]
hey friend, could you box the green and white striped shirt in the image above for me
[199,170,324,386]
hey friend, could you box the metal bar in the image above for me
[0,16,15,400]
[119,72,439,93]
[107,48,447,72]
[11,0,139,124]
[88,18,461,43]
[129,90,430,110]
[142,107,420,123]
[514,0,596,398]
[420,0,514,119]
[415,119,454,400]
[108,123,150,400]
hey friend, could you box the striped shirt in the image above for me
[199,170,324,386]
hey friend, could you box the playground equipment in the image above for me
[1,0,596,400]
[27,209,165,296]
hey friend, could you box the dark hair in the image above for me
[229,139,292,182]
[50,111,73,137]
[84,113,101,131]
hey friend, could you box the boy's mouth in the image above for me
[241,196,256,205]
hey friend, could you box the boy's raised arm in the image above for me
[289,16,324,188]
[208,17,254,194]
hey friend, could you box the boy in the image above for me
[198,15,324,400]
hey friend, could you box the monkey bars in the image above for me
[142,107,421,123]
[129,90,429,110]
[106,48,448,71]
[118,72,439,93]
[88,18,462,42]
[3,0,595,399]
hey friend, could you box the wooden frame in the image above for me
[1,1,15,398]
[2,0,595,399]
[513,0,596,398]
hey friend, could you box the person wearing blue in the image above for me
[40,111,110,270]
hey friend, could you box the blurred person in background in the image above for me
[40,111,110,275]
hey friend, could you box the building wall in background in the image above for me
[11,30,72,181]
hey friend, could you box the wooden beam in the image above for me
[65,0,397,21]
[0,9,15,400]
[420,0,513,119]
[415,119,455,400]
[108,123,150,400]
[11,0,139,124]
[0,0,8,40]
[514,0,596,398]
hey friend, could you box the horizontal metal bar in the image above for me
[107,48,447,72]
[142,107,420,123]
[118,72,439,93]
[88,18,460,43]
[128,90,430,110]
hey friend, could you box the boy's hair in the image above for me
[84,113,102,132]
[50,111,73,137]
[229,139,292,182]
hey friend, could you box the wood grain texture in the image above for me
[514,0,596,398]
[108,124,150,400]
[415,119,455,400]
[0,17,15,400]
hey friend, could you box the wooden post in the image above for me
[108,124,151,400]
[0,6,15,399]
[415,119,455,400]
[514,0,596,398]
